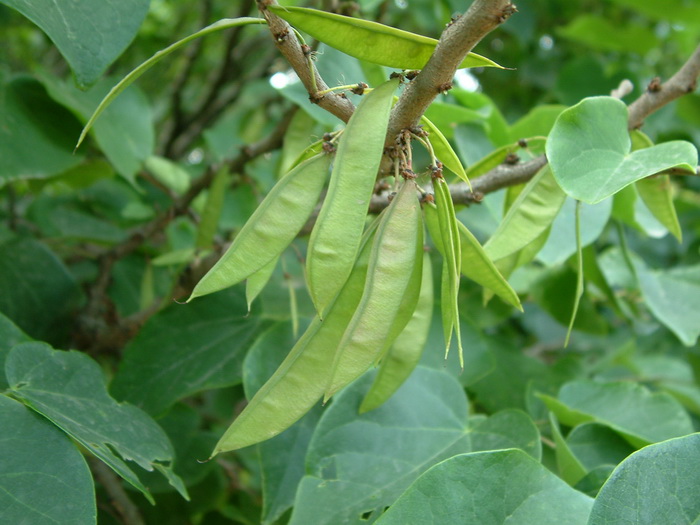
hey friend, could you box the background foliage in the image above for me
[1,0,699,524]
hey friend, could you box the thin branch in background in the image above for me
[87,456,145,525]
[167,0,214,137]
[76,106,298,353]
[627,44,700,129]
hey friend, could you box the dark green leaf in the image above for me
[0,76,84,185]
[111,288,266,416]
[0,237,80,342]
[6,342,187,503]
[0,395,96,524]
[0,313,31,390]
[0,0,149,87]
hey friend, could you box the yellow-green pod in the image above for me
[306,78,399,315]
[189,153,330,301]
[360,251,433,413]
[212,220,380,454]
[324,181,423,401]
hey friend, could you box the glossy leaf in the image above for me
[213,222,379,453]
[111,288,265,416]
[0,395,96,525]
[376,449,593,525]
[360,252,433,413]
[268,6,502,70]
[190,154,330,300]
[0,0,149,87]
[484,165,567,261]
[588,433,700,525]
[306,78,398,314]
[325,181,423,400]
[636,262,700,347]
[76,17,266,148]
[539,380,694,448]
[6,342,188,503]
[547,97,698,204]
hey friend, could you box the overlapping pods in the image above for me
[306,77,399,315]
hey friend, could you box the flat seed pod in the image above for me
[189,153,330,300]
[324,181,423,400]
[268,6,502,71]
[360,251,433,413]
[212,220,380,454]
[306,78,399,315]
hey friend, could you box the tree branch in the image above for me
[627,44,700,130]
[386,0,516,142]
[257,0,356,123]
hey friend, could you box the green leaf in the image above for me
[588,433,700,525]
[470,409,542,461]
[376,449,593,525]
[0,0,149,87]
[509,105,566,141]
[550,413,588,486]
[636,262,700,347]
[267,6,502,70]
[0,76,84,185]
[484,165,567,261]
[306,78,398,314]
[0,395,96,524]
[547,97,698,204]
[6,342,188,503]
[539,380,694,448]
[76,17,266,148]
[111,288,266,416]
[0,313,31,390]
[0,237,81,342]
[566,423,634,472]
[246,257,279,313]
[41,75,154,184]
[291,367,468,525]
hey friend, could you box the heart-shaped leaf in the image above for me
[546,97,697,204]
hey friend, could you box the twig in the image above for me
[386,0,516,142]
[87,456,145,525]
[257,0,357,123]
[627,44,700,129]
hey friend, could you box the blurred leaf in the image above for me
[0,313,31,390]
[111,288,267,416]
[636,262,700,346]
[0,0,149,87]
[588,433,700,524]
[566,423,634,472]
[550,413,587,486]
[0,395,96,524]
[539,380,694,448]
[0,237,80,343]
[6,342,188,503]
[376,449,593,525]
[40,75,154,185]
[0,76,84,185]
[557,16,659,54]
[509,105,566,141]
